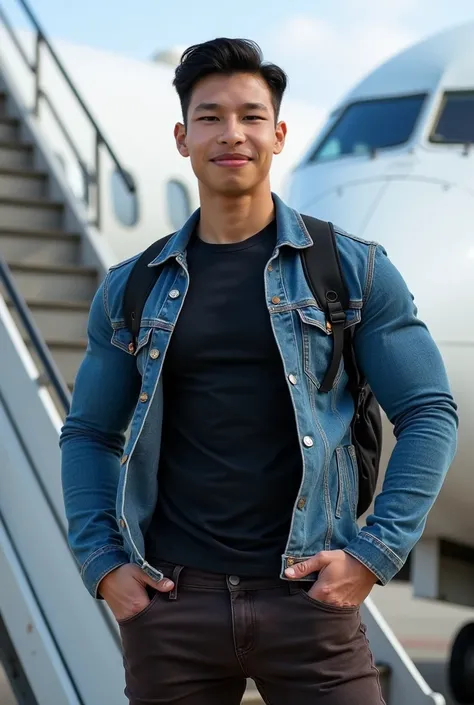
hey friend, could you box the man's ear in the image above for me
[273,120,287,155]
[174,122,189,158]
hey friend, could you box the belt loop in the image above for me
[288,580,300,596]
[169,565,184,601]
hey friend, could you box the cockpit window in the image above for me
[430,92,474,144]
[309,95,426,163]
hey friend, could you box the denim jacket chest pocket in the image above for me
[297,305,361,390]
[110,325,153,375]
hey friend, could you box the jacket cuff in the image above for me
[80,545,130,599]
[343,530,404,585]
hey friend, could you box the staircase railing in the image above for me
[0,0,135,230]
[0,256,71,414]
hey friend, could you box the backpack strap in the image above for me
[123,233,175,348]
[300,215,352,393]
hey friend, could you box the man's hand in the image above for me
[98,563,174,622]
[285,550,377,608]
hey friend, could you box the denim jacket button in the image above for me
[303,436,314,448]
[150,349,160,360]
[120,454,128,465]
[288,374,297,385]
[119,519,126,529]
[139,392,149,403]
[297,497,306,510]
[271,296,281,305]
[169,289,180,299]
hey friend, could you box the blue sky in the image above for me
[4,0,474,112]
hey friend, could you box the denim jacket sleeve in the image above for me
[343,244,459,584]
[59,274,141,598]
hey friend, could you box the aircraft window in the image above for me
[110,168,139,227]
[167,179,191,230]
[309,95,426,163]
[430,92,474,144]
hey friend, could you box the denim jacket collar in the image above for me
[149,192,312,268]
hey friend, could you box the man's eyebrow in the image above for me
[193,102,270,112]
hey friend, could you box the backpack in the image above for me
[122,215,382,518]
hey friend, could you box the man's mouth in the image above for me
[211,154,252,167]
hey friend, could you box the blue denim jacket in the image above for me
[60,193,458,598]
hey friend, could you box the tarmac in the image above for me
[1,581,474,704]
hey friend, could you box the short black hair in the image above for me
[173,38,287,125]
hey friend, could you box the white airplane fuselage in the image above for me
[287,21,474,552]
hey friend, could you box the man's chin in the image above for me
[209,179,258,197]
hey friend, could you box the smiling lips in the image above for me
[211,153,252,167]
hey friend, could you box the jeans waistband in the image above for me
[154,559,315,594]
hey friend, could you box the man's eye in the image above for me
[244,115,264,121]
[198,116,218,121]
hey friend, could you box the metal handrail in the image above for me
[0,257,71,414]
[0,0,135,229]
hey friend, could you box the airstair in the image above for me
[0,1,450,704]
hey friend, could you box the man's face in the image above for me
[174,72,286,196]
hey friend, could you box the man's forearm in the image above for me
[60,419,129,595]
[344,394,458,584]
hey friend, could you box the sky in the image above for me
[4,0,474,112]
[2,0,474,176]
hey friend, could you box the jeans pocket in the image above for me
[117,590,160,627]
[297,588,360,614]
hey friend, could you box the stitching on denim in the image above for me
[359,623,387,704]
[81,544,123,578]
[229,598,250,677]
[271,300,363,315]
[334,226,378,247]
[103,271,112,323]
[363,243,378,304]
[108,253,140,271]
[111,319,173,332]
[306,384,333,551]
[358,532,404,567]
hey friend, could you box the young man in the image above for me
[60,38,458,705]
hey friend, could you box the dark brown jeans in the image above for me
[118,560,385,705]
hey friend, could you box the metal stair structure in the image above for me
[0,1,455,704]
[0,112,93,400]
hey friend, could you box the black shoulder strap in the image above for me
[123,233,175,348]
[300,214,354,393]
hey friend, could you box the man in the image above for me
[60,38,458,705]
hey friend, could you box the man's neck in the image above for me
[197,184,275,245]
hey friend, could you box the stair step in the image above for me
[26,338,87,387]
[7,261,98,302]
[0,167,48,199]
[0,226,80,265]
[7,298,90,339]
[0,117,19,142]
[0,196,63,230]
[0,140,33,169]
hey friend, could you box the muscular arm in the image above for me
[343,245,459,584]
[60,275,141,597]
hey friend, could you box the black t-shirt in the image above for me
[144,220,302,576]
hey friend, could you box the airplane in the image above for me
[285,19,474,705]
[1,29,323,263]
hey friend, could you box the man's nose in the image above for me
[217,118,245,145]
